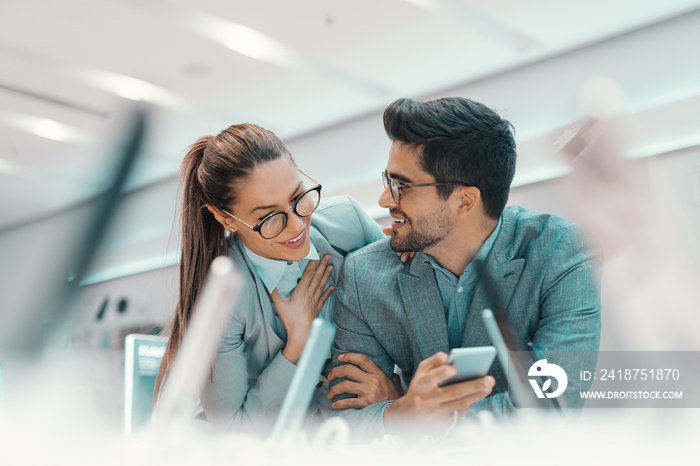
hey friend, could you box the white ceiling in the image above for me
[2,0,700,230]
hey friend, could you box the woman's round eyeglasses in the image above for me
[222,169,322,239]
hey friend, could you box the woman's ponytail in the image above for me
[155,136,224,398]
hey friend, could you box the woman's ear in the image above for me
[207,205,236,232]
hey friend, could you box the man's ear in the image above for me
[456,186,481,213]
[207,205,236,232]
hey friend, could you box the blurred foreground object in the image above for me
[151,256,241,432]
[270,318,338,441]
[555,77,700,350]
[0,104,151,440]
[0,104,149,357]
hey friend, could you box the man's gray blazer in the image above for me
[330,205,602,439]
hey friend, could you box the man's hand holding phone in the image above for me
[383,352,495,436]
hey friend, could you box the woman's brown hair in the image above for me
[154,124,291,398]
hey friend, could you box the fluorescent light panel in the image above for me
[0,110,90,144]
[78,69,185,108]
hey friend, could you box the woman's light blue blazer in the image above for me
[200,195,384,432]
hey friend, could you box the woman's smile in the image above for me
[280,229,307,249]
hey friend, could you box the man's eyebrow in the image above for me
[388,171,412,184]
[250,181,304,213]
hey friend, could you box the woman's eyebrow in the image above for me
[250,181,304,213]
[289,182,304,200]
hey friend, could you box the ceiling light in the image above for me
[0,110,90,144]
[79,70,184,108]
[34,119,69,141]
[218,22,292,65]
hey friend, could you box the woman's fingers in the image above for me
[295,255,330,297]
[311,255,331,292]
[297,258,319,289]
[304,254,331,296]
[269,289,283,306]
[275,255,334,325]
[317,285,334,313]
[313,262,333,302]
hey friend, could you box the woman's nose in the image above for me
[287,209,306,231]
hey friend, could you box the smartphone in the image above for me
[439,346,497,387]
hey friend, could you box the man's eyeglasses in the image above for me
[222,168,322,239]
[382,170,465,204]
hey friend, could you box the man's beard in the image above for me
[389,205,453,253]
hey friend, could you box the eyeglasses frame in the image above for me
[222,168,322,239]
[382,170,466,204]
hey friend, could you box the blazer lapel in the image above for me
[397,253,450,361]
[461,258,524,347]
[229,236,284,347]
[461,210,525,347]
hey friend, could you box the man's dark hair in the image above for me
[383,97,516,219]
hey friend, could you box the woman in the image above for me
[155,124,400,433]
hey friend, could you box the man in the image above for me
[327,97,602,439]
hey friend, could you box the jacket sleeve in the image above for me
[471,223,602,413]
[200,307,296,433]
[532,223,602,408]
[328,252,395,441]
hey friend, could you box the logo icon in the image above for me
[528,359,568,399]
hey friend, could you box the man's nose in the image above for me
[379,185,397,208]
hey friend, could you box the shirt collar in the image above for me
[473,216,502,264]
[242,238,319,292]
[422,216,503,274]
